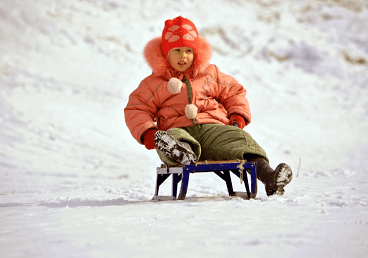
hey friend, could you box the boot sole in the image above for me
[274,163,293,195]
[154,131,197,165]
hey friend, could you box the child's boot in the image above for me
[154,130,197,165]
[250,157,293,196]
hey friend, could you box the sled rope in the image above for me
[237,161,245,184]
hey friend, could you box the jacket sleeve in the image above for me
[214,66,251,125]
[124,79,159,144]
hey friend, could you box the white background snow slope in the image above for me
[1,0,368,257]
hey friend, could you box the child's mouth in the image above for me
[178,61,186,66]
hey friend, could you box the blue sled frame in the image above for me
[152,160,257,201]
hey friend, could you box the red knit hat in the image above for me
[161,16,199,61]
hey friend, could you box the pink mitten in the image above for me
[229,114,246,129]
[142,129,158,150]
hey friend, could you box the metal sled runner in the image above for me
[152,160,257,201]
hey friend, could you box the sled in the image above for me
[152,160,257,201]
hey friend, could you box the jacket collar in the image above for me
[144,36,212,80]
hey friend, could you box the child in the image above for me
[124,16,292,196]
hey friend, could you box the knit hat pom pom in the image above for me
[185,104,198,119]
[168,78,184,94]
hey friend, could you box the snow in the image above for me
[1,0,368,257]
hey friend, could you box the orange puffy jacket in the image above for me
[124,36,251,144]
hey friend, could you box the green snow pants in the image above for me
[157,124,268,165]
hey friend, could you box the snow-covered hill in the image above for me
[1,0,367,257]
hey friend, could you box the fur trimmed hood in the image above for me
[143,36,212,80]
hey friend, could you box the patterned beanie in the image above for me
[161,16,199,61]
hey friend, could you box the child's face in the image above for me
[168,47,194,72]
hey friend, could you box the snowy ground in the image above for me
[1,0,368,257]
